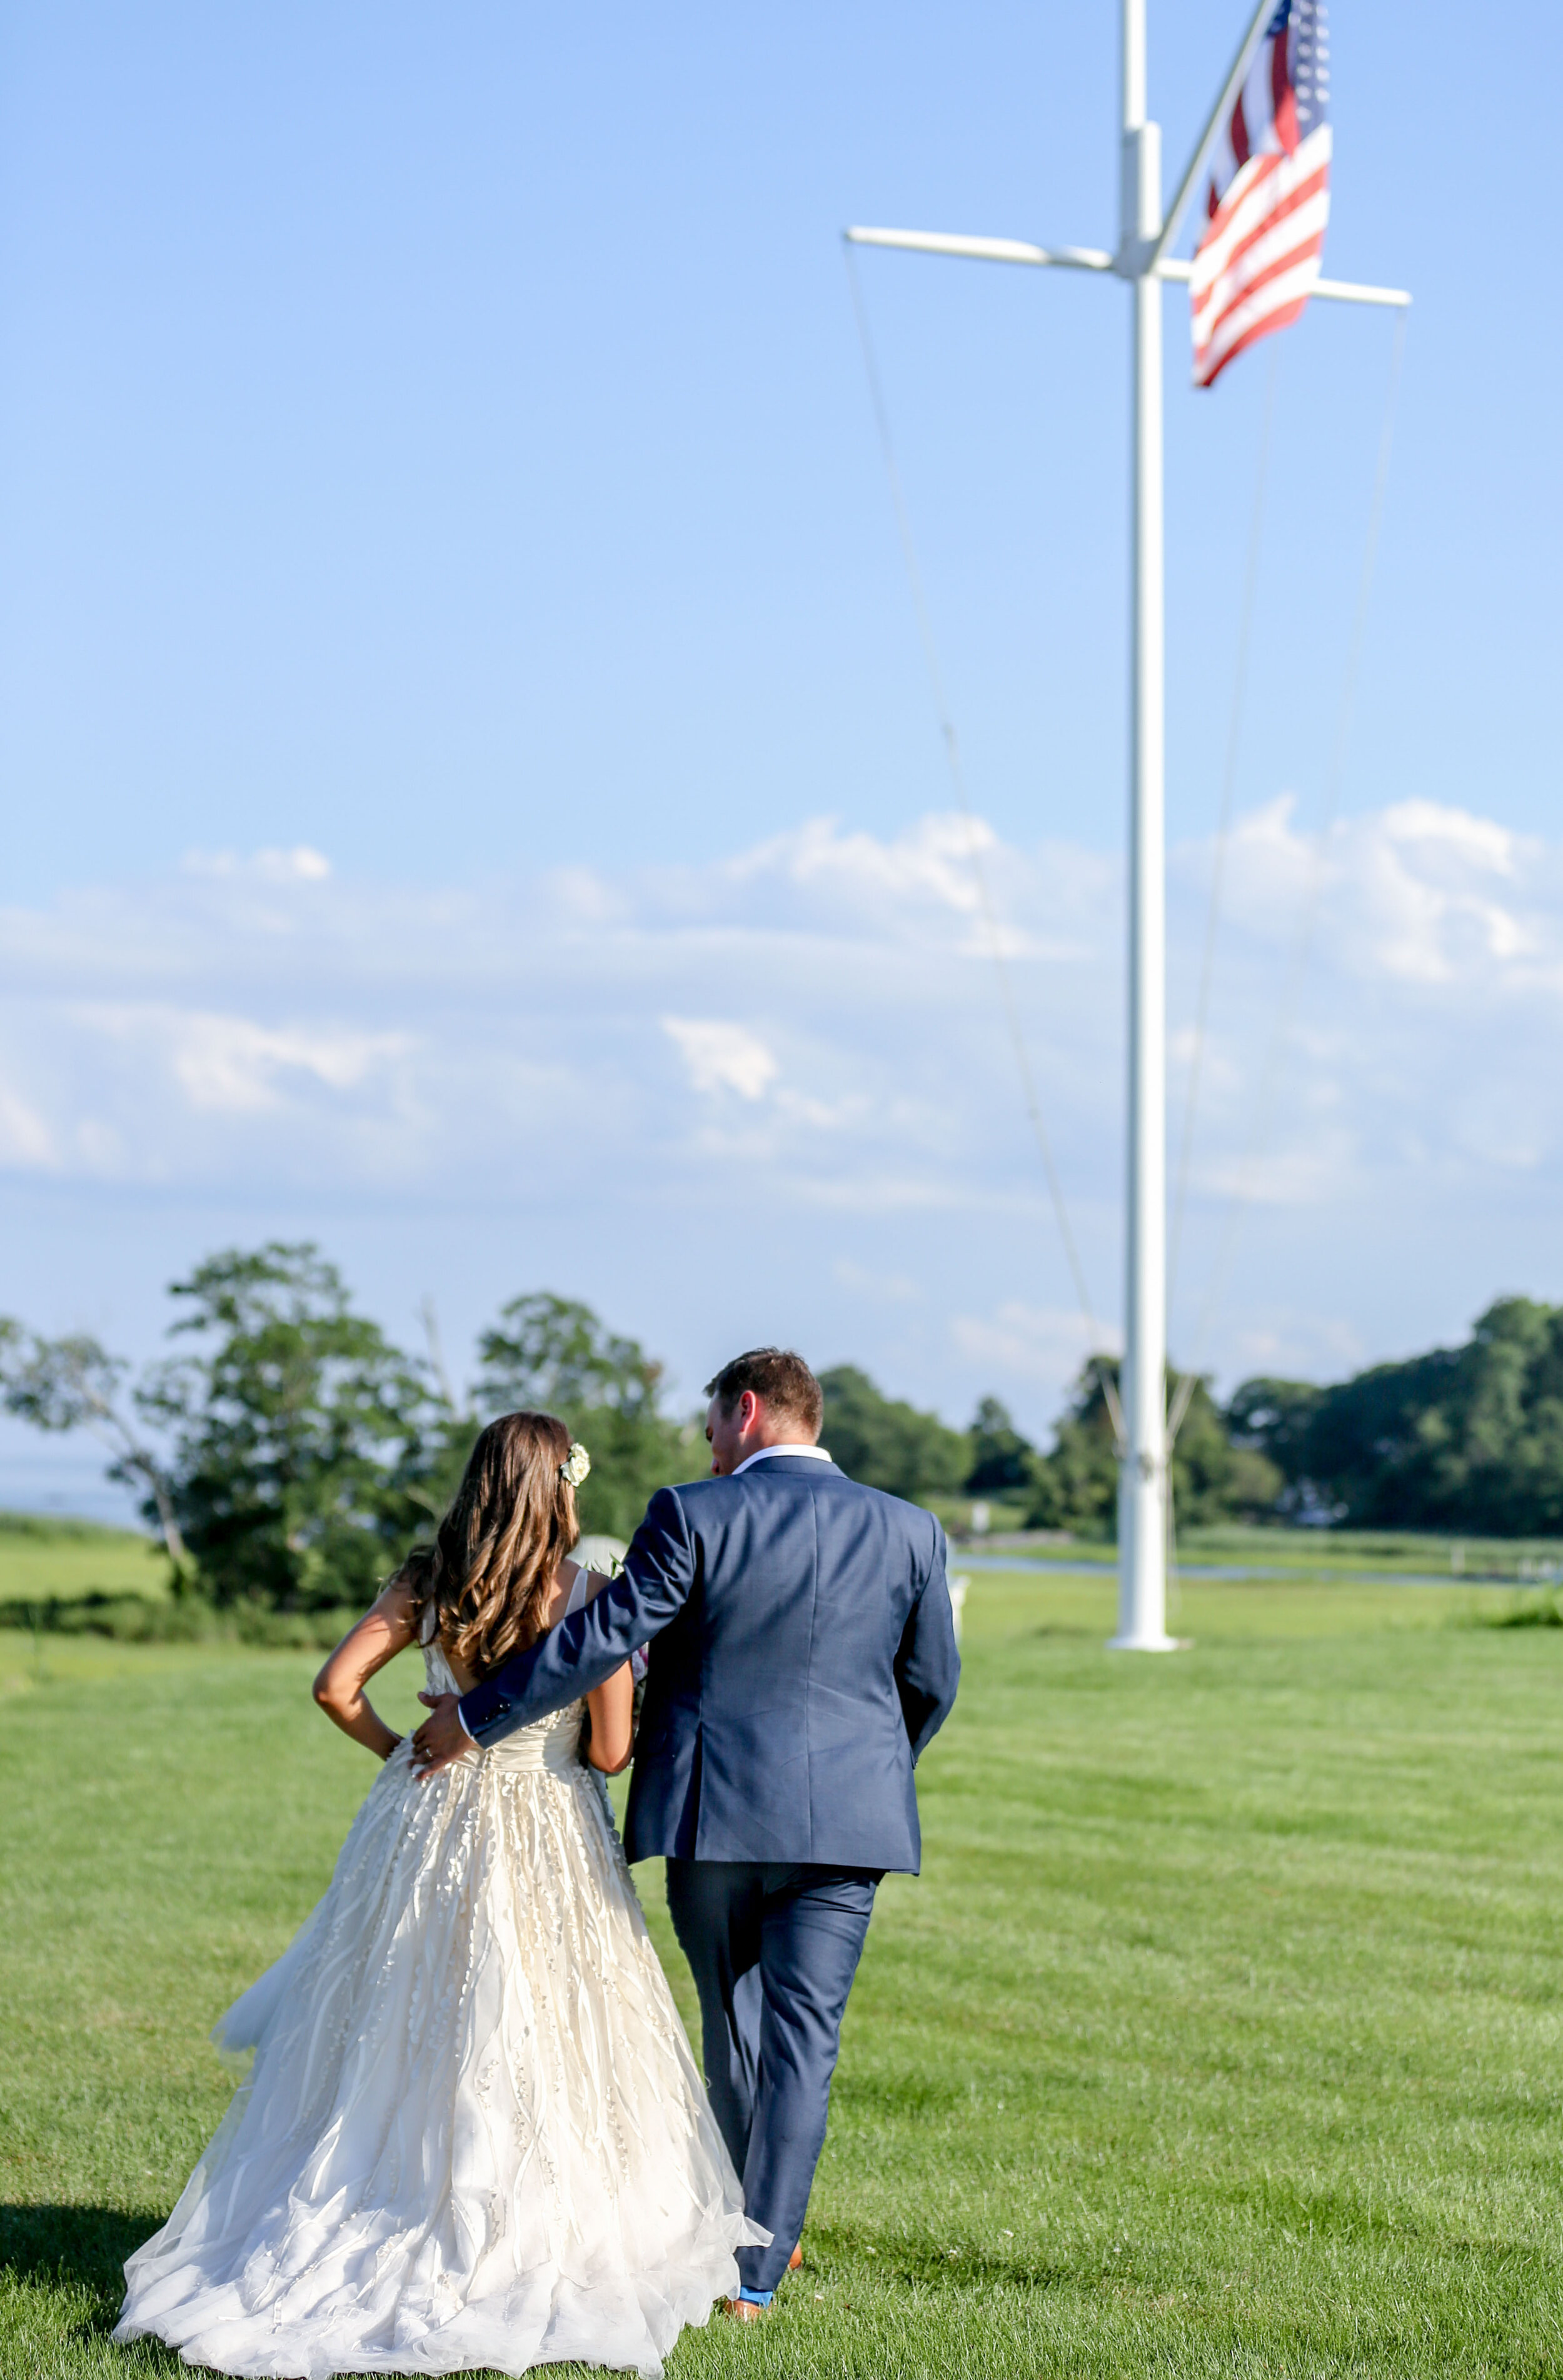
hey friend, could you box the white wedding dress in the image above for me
[114,1582,759,2377]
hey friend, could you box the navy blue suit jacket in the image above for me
[458,1454,960,1873]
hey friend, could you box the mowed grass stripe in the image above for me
[3,1577,1561,2376]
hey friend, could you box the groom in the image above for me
[412,1347,960,2314]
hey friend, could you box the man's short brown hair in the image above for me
[703,1348,823,1440]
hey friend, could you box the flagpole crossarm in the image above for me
[1302,274,1412,309]
[843,226,1114,274]
[1153,255,1410,309]
[841,224,1412,309]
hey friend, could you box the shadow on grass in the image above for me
[0,2201,157,2304]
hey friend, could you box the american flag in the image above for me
[1190,0,1331,389]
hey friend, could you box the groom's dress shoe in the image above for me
[722,2256,798,2319]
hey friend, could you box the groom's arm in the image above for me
[893,1514,960,1762]
[457,1485,697,1746]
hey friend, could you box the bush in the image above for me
[0,1593,214,1642]
[1487,1595,1563,1630]
[0,1592,361,1649]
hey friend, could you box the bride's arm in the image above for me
[572,1566,635,1775]
[584,1662,635,1773]
[313,1579,419,1759]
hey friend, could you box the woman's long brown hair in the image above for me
[401,1411,578,1680]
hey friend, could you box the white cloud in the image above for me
[1,805,1562,1417]
[0,1083,55,1167]
[1206,796,1558,992]
[730,811,988,917]
[661,1018,778,1102]
[183,844,332,883]
[78,1006,415,1116]
[1380,801,1519,877]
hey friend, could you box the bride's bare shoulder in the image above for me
[537,1560,574,1630]
[541,1557,611,1630]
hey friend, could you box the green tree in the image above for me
[1167,1373,1284,1526]
[1026,1358,1284,1535]
[1225,1378,1326,1479]
[136,1243,438,1610]
[2,1257,708,1600]
[473,1292,695,1539]
[1259,1297,1563,1534]
[965,1396,1039,1496]
[818,1366,972,1502]
[0,1321,189,1574]
[1025,1360,1120,1534]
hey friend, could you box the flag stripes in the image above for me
[1191,0,1330,389]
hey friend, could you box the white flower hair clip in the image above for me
[560,1441,591,1489]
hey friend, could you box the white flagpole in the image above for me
[846,6,1407,1657]
[1112,0,1177,1649]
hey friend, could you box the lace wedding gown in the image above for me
[114,1597,758,2377]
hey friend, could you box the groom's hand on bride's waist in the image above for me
[411,1691,477,1782]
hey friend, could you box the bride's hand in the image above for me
[411,1690,477,1782]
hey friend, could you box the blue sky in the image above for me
[0,2,1558,1517]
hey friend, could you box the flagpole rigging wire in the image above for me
[1166,306,1409,1449]
[1167,343,1280,1315]
[843,241,1125,1448]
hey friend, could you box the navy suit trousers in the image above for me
[665,1858,879,2295]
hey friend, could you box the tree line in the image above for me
[824,1297,1563,1537]
[0,1246,698,1611]
[817,1360,1280,1531]
[3,1252,1558,1612]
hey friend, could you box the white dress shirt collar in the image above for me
[731,1443,835,1477]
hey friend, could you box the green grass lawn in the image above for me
[0,1516,166,1608]
[3,1571,1562,2376]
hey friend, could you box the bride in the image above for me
[114,1411,761,2378]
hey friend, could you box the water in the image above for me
[952,1552,1525,1589]
[0,1449,146,1530]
